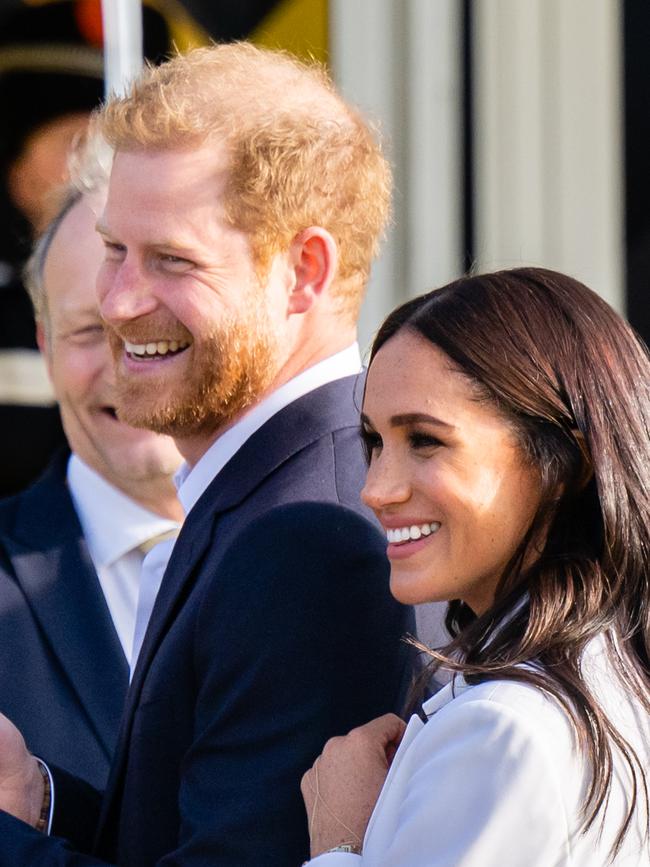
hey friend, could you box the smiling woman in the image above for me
[302,267,650,866]
[361,333,543,615]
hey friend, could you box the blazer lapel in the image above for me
[5,456,128,759]
[363,712,425,844]
[364,678,471,845]
[105,375,366,814]
[127,373,366,704]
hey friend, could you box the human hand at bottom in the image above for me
[301,714,407,859]
[0,712,44,828]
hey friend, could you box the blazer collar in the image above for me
[128,374,365,691]
[4,452,128,758]
[188,373,366,518]
[107,375,366,818]
[421,674,472,716]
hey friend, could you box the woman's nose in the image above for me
[361,453,411,511]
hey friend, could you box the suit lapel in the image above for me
[128,373,365,702]
[4,455,128,759]
[104,375,365,815]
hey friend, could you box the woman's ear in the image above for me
[287,227,338,315]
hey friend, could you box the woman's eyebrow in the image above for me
[360,411,455,430]
[389,412,455,429]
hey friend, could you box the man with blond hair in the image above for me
[0,43,411,867]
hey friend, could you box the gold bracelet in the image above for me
[34,760,51,834]
[326,843,362,854]
[302,843,362,864]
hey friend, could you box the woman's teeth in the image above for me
[124,339,191,358]
[386,522,441,544]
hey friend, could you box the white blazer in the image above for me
[309,637,650,866]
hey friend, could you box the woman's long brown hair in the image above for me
[369,268,650,857]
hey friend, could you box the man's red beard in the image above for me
[106,311,281,439]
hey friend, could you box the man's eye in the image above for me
[103,241,125,256]
[160,254,193,270]
[68,325,105,344]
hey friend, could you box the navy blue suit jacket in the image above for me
[0,375,413,866]
[0,452,128,790]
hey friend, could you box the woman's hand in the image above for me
[301,713,407,859]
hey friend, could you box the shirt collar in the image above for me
[67,454,181,567]
[421,674,472,717]
[420,632,612,718]
[176,343,362,516]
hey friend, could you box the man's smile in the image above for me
[123,338,192,360]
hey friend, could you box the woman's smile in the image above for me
[361,329,542,613]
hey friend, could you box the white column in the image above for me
[330,0,463,352]
[472,0,624,310]
[406,0,464,299]
[102,0,144,97]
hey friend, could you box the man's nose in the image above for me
[97,259,158,325]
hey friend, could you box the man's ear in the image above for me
[36,321,53,378]
[36,321,46,354]
[287,227,338,315]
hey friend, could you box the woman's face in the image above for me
[361,330,542,614]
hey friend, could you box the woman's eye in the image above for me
[408,431,441,449]
[360,427,382,460]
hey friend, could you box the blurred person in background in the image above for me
[0,178,183,791]
[0,0,180,497]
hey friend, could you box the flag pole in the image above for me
[101,0,143,97]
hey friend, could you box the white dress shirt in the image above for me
[130,343,362,674]
[67,454,180,662]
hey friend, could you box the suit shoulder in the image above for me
[214,501,387,587]
[194,500,405,676]
[0,466,72,535]
[255,423,370,513]
[463,677,574,728]
[226,499,384,553]
[196,501,392,622]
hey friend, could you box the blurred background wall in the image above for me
[331,0,626,351]
[0,0,646,497]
